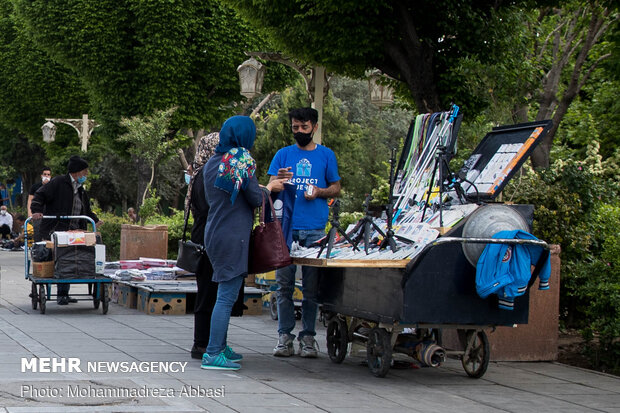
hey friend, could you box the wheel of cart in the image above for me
[30,282,38,310]
[366,327,392,377]
[23,215,111,315]
[269,292,278,320]
[92,282,109,314]
[38,284,47,314]
[458,328,490,378]
[326,314,349,364]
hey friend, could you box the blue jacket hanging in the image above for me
[476,229,550,310]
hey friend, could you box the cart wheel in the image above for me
[31,283,38,310]
[101,284,108,315]
[269,293,278,320]
[366,327,392,378]
[93,284,100,309]
[38,284,46,314]
[461,329,490,378]
[326,316,348,364]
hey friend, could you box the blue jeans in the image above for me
[276,229,324,338]
[206,274,244,356]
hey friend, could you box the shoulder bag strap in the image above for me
[182,177,193,243]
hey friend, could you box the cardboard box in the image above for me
[120,225,168,260]
[246,273,257,287]
[53,231,96,246]
[106,283,120,304]
[33,261,54,278]
[243,287,264,315]
[243,296,263,315]
[118,284,138,308]
[95,244,106,274]
[137,290,186,315]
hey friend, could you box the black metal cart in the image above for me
[297,204,549,379]
[24,215,111,314]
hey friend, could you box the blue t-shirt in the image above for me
[268,144,340,230]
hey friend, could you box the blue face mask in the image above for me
[77,175,87,184]
[184,173,191,185]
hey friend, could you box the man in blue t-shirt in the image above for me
[268,107,341,358]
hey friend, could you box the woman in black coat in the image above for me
[186,133,249,360]
[200,116,285,370]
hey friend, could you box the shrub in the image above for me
[97,212,132,261]
[576,203,620,374]
[504,142,619,374]
[144,208,188,260]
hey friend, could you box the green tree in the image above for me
[251,77,411,212]
[0,0,91,200]
[223,0,552,115]
[7,0,295,213]
[449,1,619,167]
[118,107,184,209]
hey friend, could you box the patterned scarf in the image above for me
[214,147,256,204]
[184,132,219,215]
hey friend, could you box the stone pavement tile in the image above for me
[436,384,601,413]
[124,352,190,361]
[215,392,315,410]
[51,352,138,363]
[295,391,407,410]
[43,342,119,354]
[76,330,154,340]
[560,393,620,410]
[514,382,618,395]
[100,339,179,348]
[479,365,568,385]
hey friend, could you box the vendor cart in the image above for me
[24,215,111,314]
[295,204,550,379]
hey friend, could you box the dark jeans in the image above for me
[193,258,245,349]
[57,283,70,298]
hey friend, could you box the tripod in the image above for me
[379,148,398,253]
[420,145,454,227]
[317,199,359,259]
[350,194,386,254]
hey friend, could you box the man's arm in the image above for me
[27,195,34,216]
[307,180,341,200]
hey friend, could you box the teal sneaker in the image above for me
[223,345,243,362]
[201,352,240,371]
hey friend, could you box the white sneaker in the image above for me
[298,335,319,358]
[273,334,294,357]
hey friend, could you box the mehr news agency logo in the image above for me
[20,357,225,398]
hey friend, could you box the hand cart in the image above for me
[297,205,550,379]
[24,215,111,314]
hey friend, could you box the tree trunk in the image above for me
[380,2,442,113]
[530,5,613,169]
[134,156,151,211]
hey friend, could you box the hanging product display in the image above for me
[288,112,553,263]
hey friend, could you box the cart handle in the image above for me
[24,215,97,279]
[404,236,550,286]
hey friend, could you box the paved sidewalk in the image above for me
[0,250,618,412]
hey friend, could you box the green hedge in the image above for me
[97,209,190,261]
[504,143,620,374]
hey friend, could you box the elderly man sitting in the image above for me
[0,205,13,240]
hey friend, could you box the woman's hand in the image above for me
[265,178,287,193]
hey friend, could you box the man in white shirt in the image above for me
[0,205,13,239]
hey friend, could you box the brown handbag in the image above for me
[248,194,292,274]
